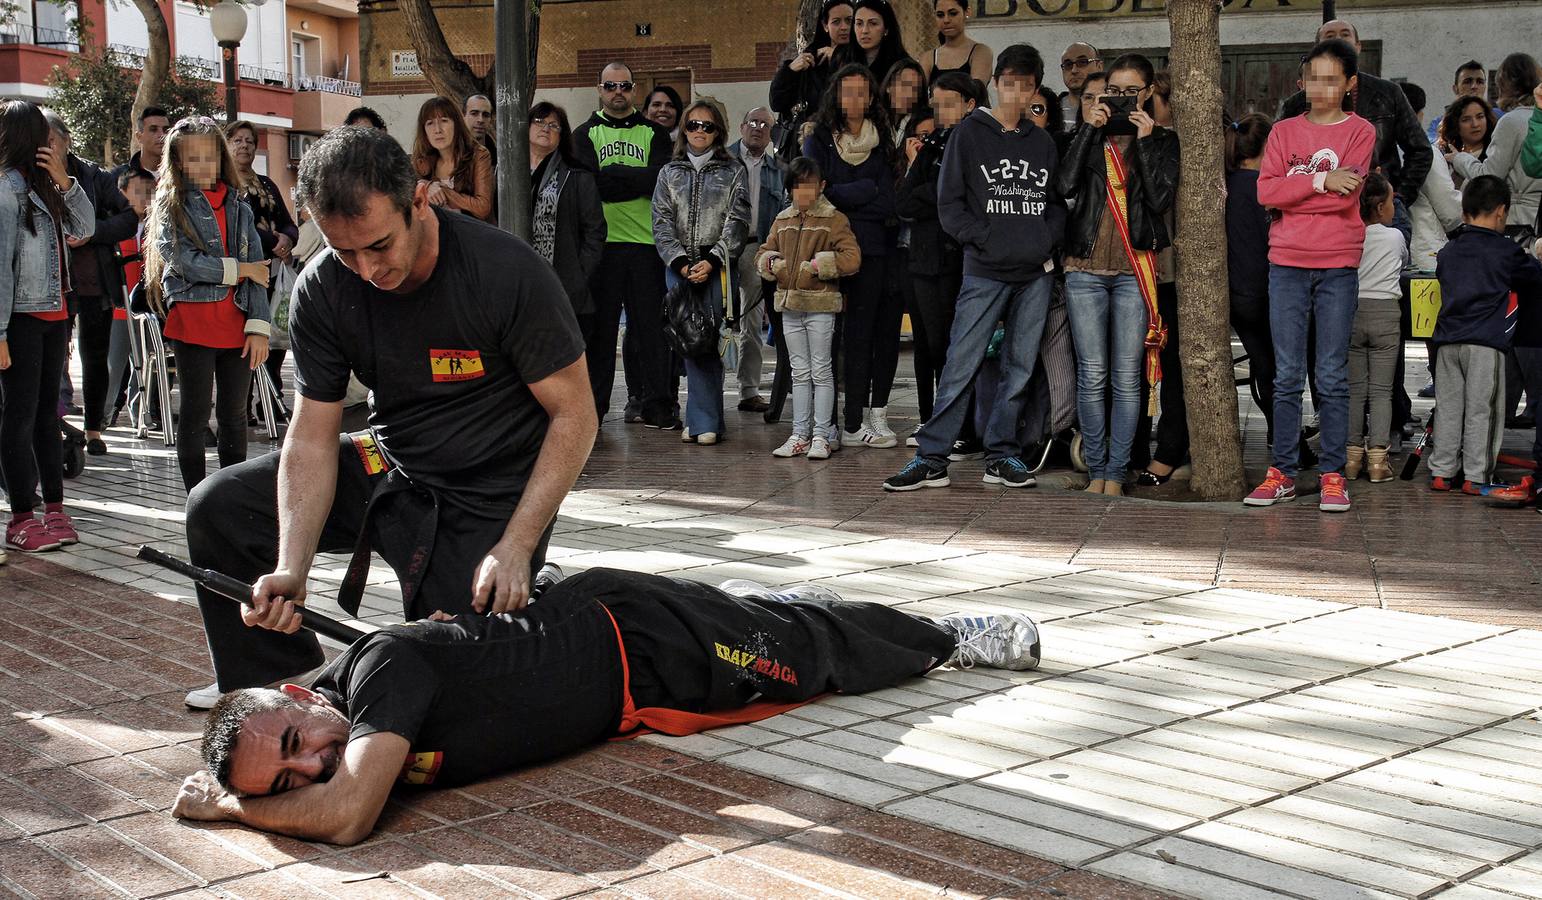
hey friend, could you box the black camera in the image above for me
[1100,94,1138,135]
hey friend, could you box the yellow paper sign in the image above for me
[1410,279,1441,339]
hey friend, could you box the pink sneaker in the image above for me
[1243,467,1296,507]
[43,511,78,546]
[1319,472,1352,513]
[6,518,62,553]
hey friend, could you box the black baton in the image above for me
[136,545,366,645]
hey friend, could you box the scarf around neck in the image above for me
[531,156,567,263]
[835,119,878,166]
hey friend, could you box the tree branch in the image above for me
[130,0,171,151]
[398,0,493,103]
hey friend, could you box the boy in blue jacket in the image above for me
[883,43,1067,493]
[1429,175,1542,495]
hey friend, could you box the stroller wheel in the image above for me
[61,422,87,479]
[1069,430,1088,473]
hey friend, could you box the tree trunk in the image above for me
[1167,0,1246,499]
[399,0,492,103]
[495,0,535,238]
[129,0,171,152]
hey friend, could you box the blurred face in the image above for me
[123,177,153,216]
[934,0,966,40]
[138,115,170,162]
[646,92,679,130]
[1458,102,1489,147]
[225,691,351,798]
[931,86,973,127]
[683,109,718,153]
[1060,44,1101,93]
[824,4,853,46]
[529,114,561,155]
[1317,19,1360,52]
[180,134,221,190]
[1027,88,1054,129]
[853,8,885,52]
[996,72,1040,115]
[839,75,870,125]
[741,107,774,151]
[598,64,635,116]
[1302,55,1354,113]
[315,189,433,293]
[423,111,456,154]
[792,177,823,211]
[1456,67,1488,98]
[464,96,493,140]
[889,68,923,115]
[228,127,257,169]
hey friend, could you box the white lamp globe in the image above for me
[210,0,248,44]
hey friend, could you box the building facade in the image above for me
[1,0,361,200]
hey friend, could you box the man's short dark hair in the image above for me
[1400,81,1426,115]
[787,156,823,187]
[1304,39,1359,81]
[117,168,153,191]
[137,105,169,130]
[994,43,1044,85]
[1455,60,1485,84]
[344,106,387,130]
[932,70,986,107]
[1462,174,1510,218]
[202,688,296,791]
[295,126,417,222]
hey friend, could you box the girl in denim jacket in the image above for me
[142,117,271,491]
[0,100,95,555]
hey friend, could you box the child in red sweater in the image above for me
[1244,39,1375,513]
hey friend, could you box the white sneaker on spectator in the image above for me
[808,436,832,459]
[185,682,223,710]
[773,435,810,457]
[869,407,897,442]
[906,424,922,448]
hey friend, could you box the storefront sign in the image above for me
[975,0,1485,18]
[392,50,422,77]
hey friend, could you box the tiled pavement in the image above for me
[3,353,1542,899]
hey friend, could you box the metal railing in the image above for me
[239,63,290,87]
[0,23,81,52]
[294,73,361,97]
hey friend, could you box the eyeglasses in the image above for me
[743,121,771,130]
[530,120,562,133]
[1029,103,1047,117]
[600,80,635,93]
[1102,86,1144,97]
[1060,57,1100,71]
[684,120,719,134]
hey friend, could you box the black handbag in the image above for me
[662,273,720,360]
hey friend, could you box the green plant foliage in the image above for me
[47,48,220,166]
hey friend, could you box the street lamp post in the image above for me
[210,0,248,124]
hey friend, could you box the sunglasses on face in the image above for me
[1060,57,1100,71]
[600,80,635,92]
[684,120,719,134]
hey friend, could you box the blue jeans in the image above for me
[665,269,727,436]
[1268,264,1359,477]
[1065,272,1146,484]
[916,274,1051,465]
[781,309,837,441]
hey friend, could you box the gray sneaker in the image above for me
[937,613,1042,671]
[719,579,846,604]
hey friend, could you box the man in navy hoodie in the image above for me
[884,43,1067,492]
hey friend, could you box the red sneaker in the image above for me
[1430,476,1455,492]
[1319,472,1352,512]
[6,518,61,553]
[43,511,78,546]
[1461,480,1486,496]
[1486,476,1538,506]
[1244,467,1296,506]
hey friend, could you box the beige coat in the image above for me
[753,194,861,314]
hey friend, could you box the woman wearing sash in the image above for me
[1055,53,1179,497]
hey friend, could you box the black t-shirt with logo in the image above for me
[310,597,622,788]
[289,208,582,512]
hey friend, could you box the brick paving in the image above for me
[2,352,1542,898]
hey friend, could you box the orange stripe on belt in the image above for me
[598,603,816,740]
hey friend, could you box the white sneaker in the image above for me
[184,682,223,709]
[808,436,832,460]
[936,613,1041,671]
[697,432,719,445]
[845,423,897,449]
[681,429,694,443]
[906,424,922,448]
[870,406,897,442]
[773,434,811,457]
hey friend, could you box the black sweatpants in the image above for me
[1231,292,1277,440]
[170,340,251,492]
[1151,282,1189,468]
[841,256,902,431]
[588,243,671,421]
[910,270,964,422]
[566,568,955,714]
[185,435,553,690]
[75,300,115,432]
[0,315,69,514]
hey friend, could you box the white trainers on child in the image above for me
[772,435,811,458]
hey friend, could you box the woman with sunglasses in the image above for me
[651,100,750,446]
[528,102,606,342]
[1054,53,1180,497]
[770,0,854,158]
[920,0,992,86]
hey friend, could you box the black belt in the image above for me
[336,433,441,617]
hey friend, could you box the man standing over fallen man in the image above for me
[171,567,1041,845]
[180,126,597,709]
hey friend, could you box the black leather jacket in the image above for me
[1054,124,1180,259]
[1281,71,1432,207]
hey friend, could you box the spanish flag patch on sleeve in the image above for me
[400,750,443,785]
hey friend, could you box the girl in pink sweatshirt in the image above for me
[1244,39,1376,514]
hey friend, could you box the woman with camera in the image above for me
[1054,53,1179,497]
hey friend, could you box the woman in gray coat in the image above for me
[651,98,751,445]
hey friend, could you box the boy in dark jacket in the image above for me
[1429,176,1542,494]
[883,44,1067,493]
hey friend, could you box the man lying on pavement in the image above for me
[171,567,1041,845]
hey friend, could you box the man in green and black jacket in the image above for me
[573,62,677,428]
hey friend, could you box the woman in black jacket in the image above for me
[528,102,607,342]
[769,0,854,159]
[1054,53,1179,497]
